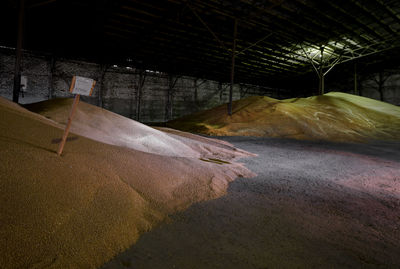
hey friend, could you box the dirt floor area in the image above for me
[102,137,400,269]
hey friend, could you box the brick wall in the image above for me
[0,50,274,123]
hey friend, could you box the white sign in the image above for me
[21,76,28,91]
[70,76,96,96]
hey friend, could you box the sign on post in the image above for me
[57,76,96,156]
[70,76,96,96]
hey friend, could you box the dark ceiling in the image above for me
[1,0,400,88]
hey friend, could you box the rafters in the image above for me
[0,0,399,87]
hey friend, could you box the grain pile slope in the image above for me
[168,92,400,142]
[26,98,199,158]
[0,97,254,269]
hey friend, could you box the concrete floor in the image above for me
[102,137,400,269]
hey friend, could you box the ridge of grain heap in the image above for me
[0,96,255,268]
[168,92,400,142]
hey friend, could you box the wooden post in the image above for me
[57,76,96,156]
[228,18,238,116]
[57,94,80,156]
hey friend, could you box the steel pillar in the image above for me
[318,46,325,95]
[98,64,107,108]
[13,0,25,103]
[378,72,384,101]
[136,71,146,121]
[228,19,238,116]
[48,56,55,99]
[354,63,358,95]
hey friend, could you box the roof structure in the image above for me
[1,0,400,87]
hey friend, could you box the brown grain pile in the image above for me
[26,99,199,158]
[168,92,400,142]
[0,96,255,268]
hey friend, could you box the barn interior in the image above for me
[0,0,400,268]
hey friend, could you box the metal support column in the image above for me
[194,78,199,110]
[218,82,223,101]
[136,70,146,122]
[378,72,384,101]
[98,64,107,108]
[318,46,325,95]
[228,19,238,116]
[48,56,55,99]
[13,0,25,103]
[354,63,358,95]
[165,75,178,122]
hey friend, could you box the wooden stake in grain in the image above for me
[57,76,96,156]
